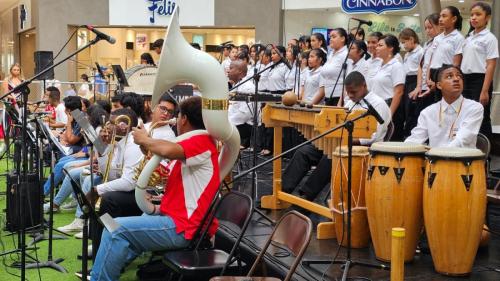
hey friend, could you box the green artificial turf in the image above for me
[0,156,148,280]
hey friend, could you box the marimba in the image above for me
[261,103,377,239]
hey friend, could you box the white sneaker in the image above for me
[57,218,84,233]
[0,142,6,156]
[74,270,91,281]
[43,203,60,214]
[61,198,78,211]
[74,231,83,239]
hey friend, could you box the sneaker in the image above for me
[43,203,60,214]
[61,198,78,211]
[0,142,6,156]
[57,218,84,233]
[75,270,91,281]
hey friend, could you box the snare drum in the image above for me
[365,142,427,262]
[331,146,370,248]
[424,148,486,276]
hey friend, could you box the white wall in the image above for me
[109,0,214,26]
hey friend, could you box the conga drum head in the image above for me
[426,147,484,160]
[333,146,369,157]
[370,142,427,155]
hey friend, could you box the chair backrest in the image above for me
[383,121,394,142]
[247,211,312,281]
[476,132,490,159]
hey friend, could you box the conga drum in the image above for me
[331,146,370,248]
[365,142,427,262]
[424,148,486,276]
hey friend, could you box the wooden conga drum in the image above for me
[331,146,370,248]
[365,142,427,262]
[424,148,486,276]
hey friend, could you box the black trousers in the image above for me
[429,68,442,102]
[236,123,252,148]
[403,75,418,138]
[90,190,143,259]
[463,73,493,138]
[282,144,331,201]
[387,97,405,141]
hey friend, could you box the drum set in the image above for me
[331,142,487,276]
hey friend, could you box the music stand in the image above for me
[112,64,129,95]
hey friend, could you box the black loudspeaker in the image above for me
[5,171,42,232]
[34,51,55,80]
[126,42,134,50]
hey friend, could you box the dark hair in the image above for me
[159,92,178,109]
[96,100,111,114]
[63,96,82,112]
[471,2,492,16]
[443,6,463,31]
[120,92,145,121]
[47,86,60,100]
[140,52,155,66]
[250,44,264,54]
[263,48,272,59]
[88,105,109,128]
[332,28,350,46]
[344,71,366,87]
[111,107,138,128]
[436,64,463,82]
[152,39,164,49]
[289,38,299,46]
[274,45,286,57]
[237,50,250,63]
[190,43,201,50]
[111,94,123,103]
[368,32,384,41]
[311,33,328,51]
[179,96,204,130]
[350,27,365,40]
[351,40,369,60]
[288,45,300,61]
[310,48,327,66]
[80,73,89,81]
[399,28,420,44]
[300,50,310,62]
[299,35,311,49]
[425,13,440,26]
[239,44,249,53]
[81,98,91,110]
[381,34,400,56]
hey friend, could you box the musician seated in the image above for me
[90,96,219,281]
[282,71,391,203]
[44,87,66,130]
[42,96,87,196]
[55,108,142,237]
[405,65,483,148]
[228,60,255,148]
[86,93,178,245]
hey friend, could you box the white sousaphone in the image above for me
[135,6,240,215]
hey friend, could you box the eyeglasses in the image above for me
[157,105,175,114]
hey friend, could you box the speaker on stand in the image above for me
[34,51,55,80]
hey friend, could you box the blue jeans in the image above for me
[53,165,87,206]
[43,156,87,195]
[75,173,102,218]
[91,215,189,281]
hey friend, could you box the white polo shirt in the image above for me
[404,45,423,76]
[365,57,383,89]
[429,30,465,69]
[285,64,298,91]
[267,63,288,92]
[421,39,435,90]
[345,91,392,145]
[405,96,483,148]
[302,66,322,103]
[258,63,271,91]
[370,58,406,100]
[347,57,370,79]
[456,28,499,74]
[228,79,255,126]
[319,46,348,98]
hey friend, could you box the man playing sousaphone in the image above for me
[90,96,221,280]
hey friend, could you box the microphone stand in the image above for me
[0,36,105,280]
[325,21,363,106]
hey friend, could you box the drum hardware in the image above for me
[378,166,389,175]
[461,161,473,191]
[393,168,405,183]
[427,171,437,188]
[367,165,375,180]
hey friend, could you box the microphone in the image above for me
[363,98,384,124]
[271,44,292,70]
[84,25,116,44]
[351,17,373,26]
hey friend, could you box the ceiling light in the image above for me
[458,0,465,3]
[413,13,420,17]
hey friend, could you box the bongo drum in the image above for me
[365,142,427,262]
[424,148,486,276]
[331,146,370,248]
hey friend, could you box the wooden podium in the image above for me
[260,104,377,239]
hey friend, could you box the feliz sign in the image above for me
[342,0,417,14]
